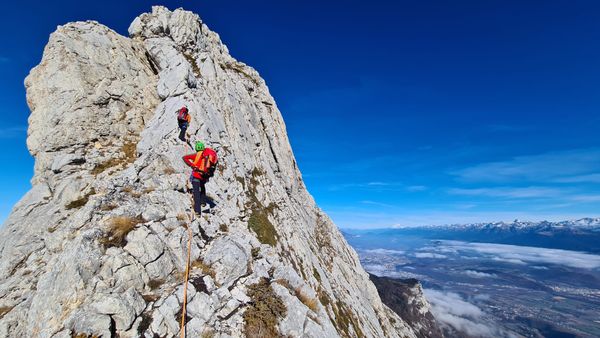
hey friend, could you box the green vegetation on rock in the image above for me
[246,168,279,246]
[248,209,277,246]
[243,278,287,338]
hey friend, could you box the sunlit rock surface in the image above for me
[0,6,435,338]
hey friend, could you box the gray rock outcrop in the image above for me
[0,6,434,338]
[370,276,444,338]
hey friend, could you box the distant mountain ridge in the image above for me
[345,218,600,254]
[418,217,600,230]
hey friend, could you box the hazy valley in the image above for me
[344,219,600,338]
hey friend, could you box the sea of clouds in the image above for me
[435,240,600,269]
[424,289,517,338]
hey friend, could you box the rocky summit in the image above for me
[0,6,438,338]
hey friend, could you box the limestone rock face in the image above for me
[370,276,444,338]
[0,6,429,338]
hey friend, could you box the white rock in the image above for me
[187,292,215,322]
[124,227,164,265]
[204,237,249,286]
[66,311,112,337]
[0,6,431,338]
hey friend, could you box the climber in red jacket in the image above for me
[176,106,191,142]
[182,141,218,214]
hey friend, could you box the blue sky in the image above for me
[1,1,599,227]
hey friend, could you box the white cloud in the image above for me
[432,247,458,254]
[360,200,396,208]
[442,241,600,269]
[492,257,527,265]
[328,181,427,193]
[463,270,496,278]
[363,248,405,255]
[445,186,600,208]
[448,186,563,199]
[473,293,491,301]
[451,148,600,184]
[367,181,389,186]
[362,263,425,280]
[424,289,512,338]
[413,252,447,259]
[569,194,600,202]
[0,126,27,139]
[554,173,600,183]
[362,263,388,275]
[454,203,477,209]
[328,182,395,191]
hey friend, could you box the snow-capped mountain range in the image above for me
[419,217,600,231]
[345,218,600,254]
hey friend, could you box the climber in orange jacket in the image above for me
[176,106,191,142]
[182,141,218,214]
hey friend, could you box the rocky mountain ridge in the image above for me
[0,6,437,338]
[417,218,600,230]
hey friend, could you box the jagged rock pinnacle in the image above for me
[0,6,431,338]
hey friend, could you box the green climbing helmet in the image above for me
[195,141,205,152]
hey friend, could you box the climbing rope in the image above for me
[179,153,196,338]
[179,208,193,338]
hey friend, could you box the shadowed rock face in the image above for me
[0,6,429,337]
[369,275,445,338]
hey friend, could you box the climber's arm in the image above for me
[182,154,196,168]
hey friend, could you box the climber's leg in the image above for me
[179,126,187,141]
[200,180,206,206]
[191,177,203,214]
[178,121,188,141]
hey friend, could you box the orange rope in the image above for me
[179,189,195,338]
[179,213,193,338]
